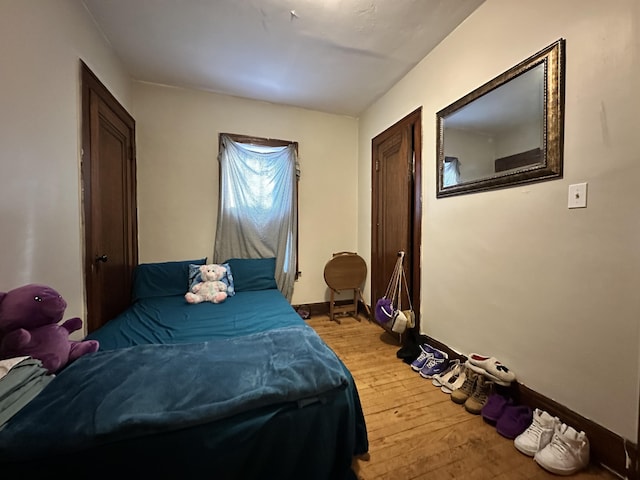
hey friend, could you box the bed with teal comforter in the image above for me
[0,259,369,479]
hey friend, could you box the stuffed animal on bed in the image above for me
[185,264,228,304]
[0,283,99,373]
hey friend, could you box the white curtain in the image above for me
[213,134,299,301]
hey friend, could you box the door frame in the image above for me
[371,107,422,332]
[80,61,138,332]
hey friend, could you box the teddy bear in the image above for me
[185,264,228,304]
[0,283,100,373]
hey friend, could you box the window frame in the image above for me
[218,133,300,278]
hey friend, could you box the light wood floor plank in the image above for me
[306,314,617,480]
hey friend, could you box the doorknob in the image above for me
[96,254,108,263]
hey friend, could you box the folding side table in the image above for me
[323,252,370,323]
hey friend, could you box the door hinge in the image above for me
[375,159,380,171]
[410,152,415,178]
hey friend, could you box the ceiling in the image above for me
[82,0,485,117]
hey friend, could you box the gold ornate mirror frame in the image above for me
[436,39,565,198]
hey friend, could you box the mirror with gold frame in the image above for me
[436,39,565,198]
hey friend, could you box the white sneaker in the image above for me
[534,423,590,475]
[514,408,560,456]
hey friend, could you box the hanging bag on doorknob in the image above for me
[389,259,407,334]
[374,252,404,325]
[398,262,415,330]
[375,251,414,334]
[374,297,395,324]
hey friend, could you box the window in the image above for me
[213,133,299,301]
[443,156,461,187]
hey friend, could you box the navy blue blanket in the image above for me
[0,325,348,459]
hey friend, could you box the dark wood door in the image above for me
[371,108,422,333]
[81,62,138,333]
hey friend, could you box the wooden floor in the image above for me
[306,314,619,480]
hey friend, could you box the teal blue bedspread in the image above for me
[0,326,347,456]
[86,289,308,348]
[0,290,369,480]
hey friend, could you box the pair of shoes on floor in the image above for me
[431,359,465,393]
[450,366,494,414]
[465,353,516,386]
[515,408,590,476]
[481,393,532,439]
[410,343,449,379]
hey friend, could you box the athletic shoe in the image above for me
[496,404,533,439]
[514,408,560,457]
[464,375,493,414]
[481,393,513,424]
[410,343,445,371]
[419,349,449,379]
[410,344,432,371]
[534,423,590,475]
[451,366,478,404]
[466,353,516,385]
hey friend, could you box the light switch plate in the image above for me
[568,182,588,208]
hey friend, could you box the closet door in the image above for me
[371,108,422,334]
[81,62,138,333]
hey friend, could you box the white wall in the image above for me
[445,128,495,181]
[0,0,132,337]
[358,0,640,441]
[131,82,359,306]
[494,118,543,159]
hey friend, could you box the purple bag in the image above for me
[375,297,396,324]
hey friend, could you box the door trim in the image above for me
[371,107,422,332]
[80,61,138,332]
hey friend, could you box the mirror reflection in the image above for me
[437,39,565,197]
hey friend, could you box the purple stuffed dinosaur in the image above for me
[0,283,99,373]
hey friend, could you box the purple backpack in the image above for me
[375,297,396,324]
